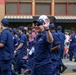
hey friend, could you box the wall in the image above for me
[0,0,5,21]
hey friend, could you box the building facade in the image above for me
[0,0,76,32]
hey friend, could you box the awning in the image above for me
[55,16,76,19]
[55,16,76,23]
[4,16,56,23]
[4,16,33,19]
[4,16,34,22]
[4,15,76,23]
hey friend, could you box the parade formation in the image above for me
[0,15,76,75]
[0,0,76,75]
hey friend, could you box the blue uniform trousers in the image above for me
[52,60,60,75]
[0,60,12,75]
[73,47,76,59]
[15,56,28,73]
[59,51,64,69]
[59,50,64,59]
[73,51,76,59]
[14,50,28,73]
[69,47,73,60]
[31,63,53,75]
[28,54,34,70]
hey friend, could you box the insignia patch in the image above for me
[39,38,43,41]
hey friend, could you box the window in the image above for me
[6,3,18,14]
[68,3,76,15]
[55,3,66,15]
[20,2,32,15]
[5,2,32,15]
[35,3,51,15]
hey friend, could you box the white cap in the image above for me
[39,15,48,22]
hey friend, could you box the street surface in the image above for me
[21,59,76,75]
[61,59,76,75]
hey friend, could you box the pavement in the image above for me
[61,73,76,75]
[61,59,76,75]
[20,59,76,75]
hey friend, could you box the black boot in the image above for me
[69,58,72,61]
[60,65,67,73]
[74,59,76,62]
[73,69,76,72]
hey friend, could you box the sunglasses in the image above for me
[35,23,42,27]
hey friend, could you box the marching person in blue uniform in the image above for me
[31,19,53,75]
[49,24,61,75]
[57,26,67,73]
[12,29,18,50]
[71,29,76,72]
[14,26,28,74]
[57,26,65,59]
[11,29,19,75]
[69,29,76,62]
[28,27,36,70]
[69,32,75,61]
[0,18,13,75]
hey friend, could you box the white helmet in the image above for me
[39,15,48,22]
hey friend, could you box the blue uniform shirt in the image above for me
[50,31,61,60]
[0,28,13,61]
[57,31,65,50]
[17,33,27,56]
[34,31,52,67]
[29,37,35,49]
[70,34,76,48]
[12,35,18,50]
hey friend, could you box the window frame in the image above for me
[19,2,32,15]
[68,2,76,16]
[5,2,32,15]
[54,2,68,16]
[5,2,18,15]
[35,2,52,16]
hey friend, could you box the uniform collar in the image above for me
[58,31,61,32]
[2,28,9,31]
